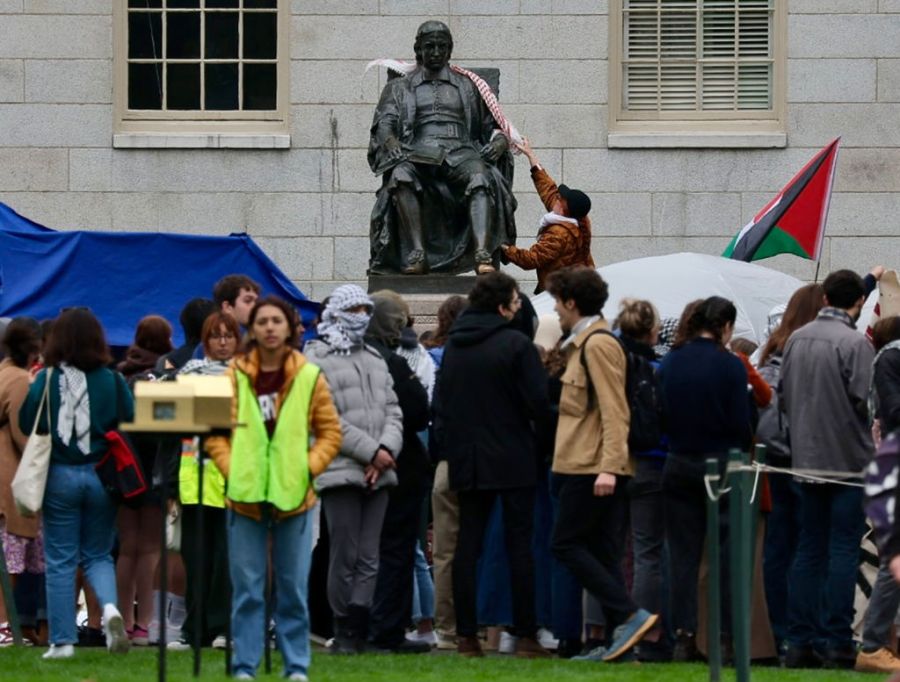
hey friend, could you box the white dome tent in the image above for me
[530,252,804,344]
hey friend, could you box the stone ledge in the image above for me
[113,133,291,150]
[608,131,787,149]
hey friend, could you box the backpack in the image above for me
[755,355,790,460]
[579,330,662,453]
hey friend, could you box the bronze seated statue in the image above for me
[367,21,517,276]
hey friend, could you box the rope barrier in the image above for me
[704,461,865,502]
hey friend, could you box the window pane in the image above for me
[128,11,162,59]
[128,62,163,109]
[205,63,239,110]
[243,12,277,60]
[738,62,771,109]
[243,63,276,110]
[206,0,238,7]
[167,11,200,59]
[166,0,199,7]
[244,0,277,7]
[167,63,200,109]
[129,0,161,7]
[205,11,238,59]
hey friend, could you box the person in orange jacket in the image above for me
[501,138,595,294]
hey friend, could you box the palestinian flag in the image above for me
[723,138,840,262]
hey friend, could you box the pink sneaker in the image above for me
[128,625,150,646]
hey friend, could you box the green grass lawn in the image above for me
[0,647,886,682]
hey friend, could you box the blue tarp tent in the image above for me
[0,202,318,347]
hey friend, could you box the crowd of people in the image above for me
[0,261,899,680]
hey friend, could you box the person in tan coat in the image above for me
[501,138,595,294]
[546,266,658,663]
[0,318,43,645]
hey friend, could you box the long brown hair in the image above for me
[423,295,467,349]
[43,309,112,371]
[759,283,825,366]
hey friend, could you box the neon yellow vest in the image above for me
[227,362,319,511]
[178,437,226,508]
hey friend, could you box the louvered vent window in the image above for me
[622,0,774,118]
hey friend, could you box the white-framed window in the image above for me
[608,0,786,148]
[113,0,290,148]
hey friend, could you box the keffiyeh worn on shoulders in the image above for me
[317,285,374,355]
[57,363,91,455]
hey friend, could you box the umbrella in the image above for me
[530,252,804,343]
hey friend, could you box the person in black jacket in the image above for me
[432,272,550,658]
[365,291,432,653]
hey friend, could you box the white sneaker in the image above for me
[211,634,228,649]
[434,631,457,650]
[405,630,438,647]
[233,673,254,680]
[287,674,309,682]
[102,603,130,654]
[498,631,518,654]
[166,639,192,651]
[42,644,75,660]
[537,627,559,651]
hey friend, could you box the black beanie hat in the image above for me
[558,185,591,219]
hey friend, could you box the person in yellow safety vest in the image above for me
[167,311,241,652]
[205,295,342,682]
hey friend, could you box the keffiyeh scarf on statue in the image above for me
[317,285,374,355]
[57,363,91,455]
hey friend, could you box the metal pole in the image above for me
[158,439,169,682]
[0,536,22,646]
[729,449,752,682]
[193,438,204,677]
[749,444,768,585]
[706,458,722,682]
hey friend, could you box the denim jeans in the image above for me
[862,560,900,652]
[787,483,865,651]
[411,544,435,623]
[43,462,118,645]
[629,457,666,616]
[762,462,801,649]
[227,508,313,678]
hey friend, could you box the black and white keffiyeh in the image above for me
[317,285,374,355]
[57,363,91,455]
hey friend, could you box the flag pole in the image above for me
[813,137,841,285]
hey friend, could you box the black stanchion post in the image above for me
[158,440,169,682]
[705,458,722,682]
[193,437,204,677]
[0,538,22,646]
[731,449,752,682]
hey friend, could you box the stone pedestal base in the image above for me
[368,274,476,333]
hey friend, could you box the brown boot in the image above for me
[515,636,552,659]
[457,635,484,658]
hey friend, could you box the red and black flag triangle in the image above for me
[723,138,840,262]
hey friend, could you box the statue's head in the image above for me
[414,21,453,69]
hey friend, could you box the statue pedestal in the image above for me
[368,274,476,332]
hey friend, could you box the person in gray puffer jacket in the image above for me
[304,284,403,655]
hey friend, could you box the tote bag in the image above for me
[11,368,53,517]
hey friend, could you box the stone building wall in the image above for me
[1,1,899,301]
